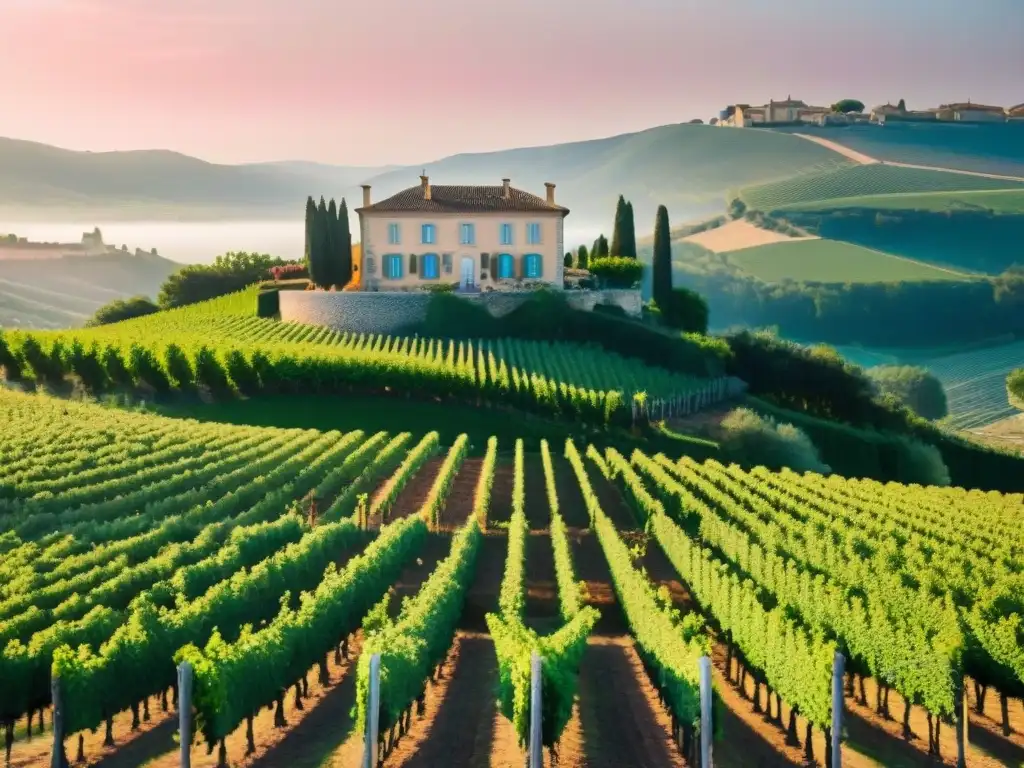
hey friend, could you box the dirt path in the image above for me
[524,455,551,529]
[551,455,591,529]
[793,133,879,164]
[682,218,819,254]
[793,132,1024,182]
[524,531,559,630]
[386,632,507,768]
[488,459,515,526]
[372,457,442,526]
[436,459,482,530]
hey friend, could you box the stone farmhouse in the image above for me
[355,176,569,292]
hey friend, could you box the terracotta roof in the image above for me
[939,102,1004,112]
[358,183,568,214]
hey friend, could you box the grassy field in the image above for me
[831,339,1024,429]
[770,122,1024,178]
[725,238,968,283]
[776,188,1024,214]
[739,163,1024,212]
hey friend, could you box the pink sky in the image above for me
[2,0,1021,165]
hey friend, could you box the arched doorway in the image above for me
[460,256,476,291]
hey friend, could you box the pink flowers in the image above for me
[269,263,307,281]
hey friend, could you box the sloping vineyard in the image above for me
[0,289,741,426]
[2,389,1023,768]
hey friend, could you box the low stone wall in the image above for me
[278,289,642,335]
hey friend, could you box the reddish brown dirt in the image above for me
[371,457,442,526]
[384,632,504,768]
[388,533,452,617]
[524,531,560,630]
[551,455,592,529]
[965,681,1024,758]
[523,455,551,530]
[461,532,506,632]
[18,638,366,768]
[569,529,627,636]
[434,458,482,530]
[487,459,515,526]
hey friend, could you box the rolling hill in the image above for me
[0,125,847,229]
[771,121,1024,177]
[739,162,1024,212]
[0,251,178,329]
[725,238,969,284]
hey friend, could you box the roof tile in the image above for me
[358,184,569,214]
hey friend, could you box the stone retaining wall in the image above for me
[278,289,642,335]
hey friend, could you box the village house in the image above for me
[355,176,569,292]
[932,101,1007,122]
[719,97,829,127]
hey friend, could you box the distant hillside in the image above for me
[770,122,1024,177]
[0,251,178,329]
[740,163,1024,212]
[0,125,846,230]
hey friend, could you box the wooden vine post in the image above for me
[830,651,845,768]
[362,653,381,768]
[49,677,67,768]
[955,677,967,768]
[178,661,193,768]
[699,655,713,768]
[529,652,543,768]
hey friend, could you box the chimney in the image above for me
[502,178,510,198]
[420,175,431,201]
[361,185,371,207]
[544,182,556,204]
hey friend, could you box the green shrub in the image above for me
[256,289,280,318]
[66,341,108,393]
[422,293,499,336]
[656,288,709,333]
[101,345,133,389]
[867,365,948,420]
[588,257,643,288]
[593,303,627,318]
[194,346,232,397]
[224,349,260,396]
[127,344,170,393]
[890,435,950,486]
[1009,368,1024,408]
[0,330,22,380]
[163,343,195,390]
[86,296,160,327]
[718,407,830,473]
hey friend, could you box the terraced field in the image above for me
[3,391,1024,768]
[772,122,1024,178]
[739,163,1024,212]
[832,340,1024,429]
[775,188,1024,214]
[726,239,968,284]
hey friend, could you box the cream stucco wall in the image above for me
[358,211,565,291]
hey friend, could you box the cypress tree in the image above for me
[303,196,316,269]
[610,195,627,256]
[591,235,609,259]
[652,205,672,308]
[338,198,352,287]
[622,201,637,258]
[326,198,338,287]
[576,244,589,270]
[309,197,329,288]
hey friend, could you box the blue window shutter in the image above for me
[397,255,403,278]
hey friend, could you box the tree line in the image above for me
[305,196,353,289]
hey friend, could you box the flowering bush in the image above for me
[269,263,308,281]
